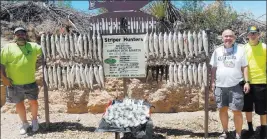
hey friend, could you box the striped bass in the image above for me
[78,34,83,58]
[75,64,81,88]
[173,32,178,58]
[193,31,198,56]
[158,32,164,58]
[202,30,209,56]
[40,34,46,59]
[48,66,53,89]
[182,64,188,84]
[197,63,203,86]
[188,31,194,57]
[70,65,76,88]
[50,35,56,59]
[149,32,154,57]
[80,65,87,88]
[62,67,67,89]
[183,31,188,58]
[52,65,58,88]
[84,65,90,89]
[66,65,71,89]
[92,33,98,60]
[198,31,203,54]
[203,62,208,86]
[187,64,193,86]
[163,32,169,58]
[74,33,79,56]
[168,63,174,84]
[168,32,174,58]
[83,34,88,59]
[97,32,103,62]
[144,32,149,58]
[173,64,178,84]
[60,34,66,58]
[178,31,184,56]
[46,34,51,58]
[88,34,93,59]
[65,34,70,58]
[192,63,198,85]
[69,33,75,58]
[178,63,183,84]
[55,34,63,58]
[89,65,94,89]
[56,65,62,89]
[99,65,105,88]
[153,32,159,57]
[94,65,101,87]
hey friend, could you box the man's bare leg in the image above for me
[219,106,229,131]
[29,100,38,120]
[233,110,243,136]
[16,101,27,123]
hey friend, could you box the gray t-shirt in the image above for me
[210,43,248,87]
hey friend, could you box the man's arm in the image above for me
[241,66,249,82]
[210,67,217,90]
[0,64,12,86]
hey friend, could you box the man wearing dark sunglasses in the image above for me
[0,27,42,134]
[242,26,267,139]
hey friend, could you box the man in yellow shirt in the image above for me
[242,26,267,139]
[0,27,42,134]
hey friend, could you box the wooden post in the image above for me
[42,55,50,128]
[204,29,211,138]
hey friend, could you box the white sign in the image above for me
[102,34,146,78]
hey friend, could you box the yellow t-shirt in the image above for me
[1,42,42,85]
[244,42,266,84]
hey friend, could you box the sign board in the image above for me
[103,34,146,78]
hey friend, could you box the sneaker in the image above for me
[219,131,228,139]
[31,119,39,132]
[235,133,241,139]
[19,122,30,135]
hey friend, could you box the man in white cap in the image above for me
[0,27,42,134]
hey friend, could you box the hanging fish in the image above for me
[83,34,88,59]
[74,33,79,56]
[202,30,209,56]
[92,33,98,61]
[165,65,169,82]
[203,62,208,86]
[84,65,90,89]
[198,31,203,54]
[50,35,56,59]
[158,32,164,58]
[193,31,198,56]
[80,65,87,88]
[155,65,160,83]
[188,31,194,57]
[78,34,83,58]
[183,31,188,58]
[46,34,51,58]
[48,66,53,89]
[65,34,70,59]
[187,64,193,86]
[197,63,203,86]
[75,64,81,88]
[97,32,103,62]
[153,32,159,58]
[163,32,169,58]
[89,65,94,89]
[168,64,174,84]
[94,65,101,87]
[146,66,152,83]
[99,65,105,88]
[178,31,184,56]
[41,34,46,59]
[88,34,93,59]
[149,32,154,57]
[62,67,68,89]
[66,66,71,89]
[192,63,198,86]
[182,64,188,84]
[60,34,66,59]
[159,65,164,81]
[177,63,183,84]
[43,65,48,86]
[55,34,63,58]
[173,64,178,84]
[69,33,75,59]
[173,32,178,58]
[168,32,174,58]
[144,32,149,58]
[52,65,58,89]
[70,65,76,88]
[56,65,62,89]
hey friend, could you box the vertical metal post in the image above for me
[42,55,50,128]
[204,29,211,138]
[115,132,120,139]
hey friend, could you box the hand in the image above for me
[243,83,250,94]
[210,82,215,91]
[2,77,12,87]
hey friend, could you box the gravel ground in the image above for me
[1,110,263,139]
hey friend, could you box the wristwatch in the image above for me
[245,81,250,84]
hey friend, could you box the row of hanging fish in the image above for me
[168,62,208,87]
[146,65,169,83]
[103,98,150,128]
[40,33,103,62]
[43,64,105,90]
[143,30,209,60]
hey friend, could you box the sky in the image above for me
[71,1,266,21]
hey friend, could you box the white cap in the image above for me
[14,27,26,34]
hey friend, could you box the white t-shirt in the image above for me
[209,43,248,87]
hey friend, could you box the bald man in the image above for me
[210,29,250,139]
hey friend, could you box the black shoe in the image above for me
[242,130,254,138]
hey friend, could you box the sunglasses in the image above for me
[248,32,259,35]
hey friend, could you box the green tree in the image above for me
[56,1,72,9]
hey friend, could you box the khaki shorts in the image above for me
[214,83,244,111]
[6,82,39,104]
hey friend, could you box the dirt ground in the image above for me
[0,110,263,139]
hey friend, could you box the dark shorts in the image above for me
[6,82,39,104]
[214,84,244,111]
[242,84,267,115]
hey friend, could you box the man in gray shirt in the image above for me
[210,29,250,139]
